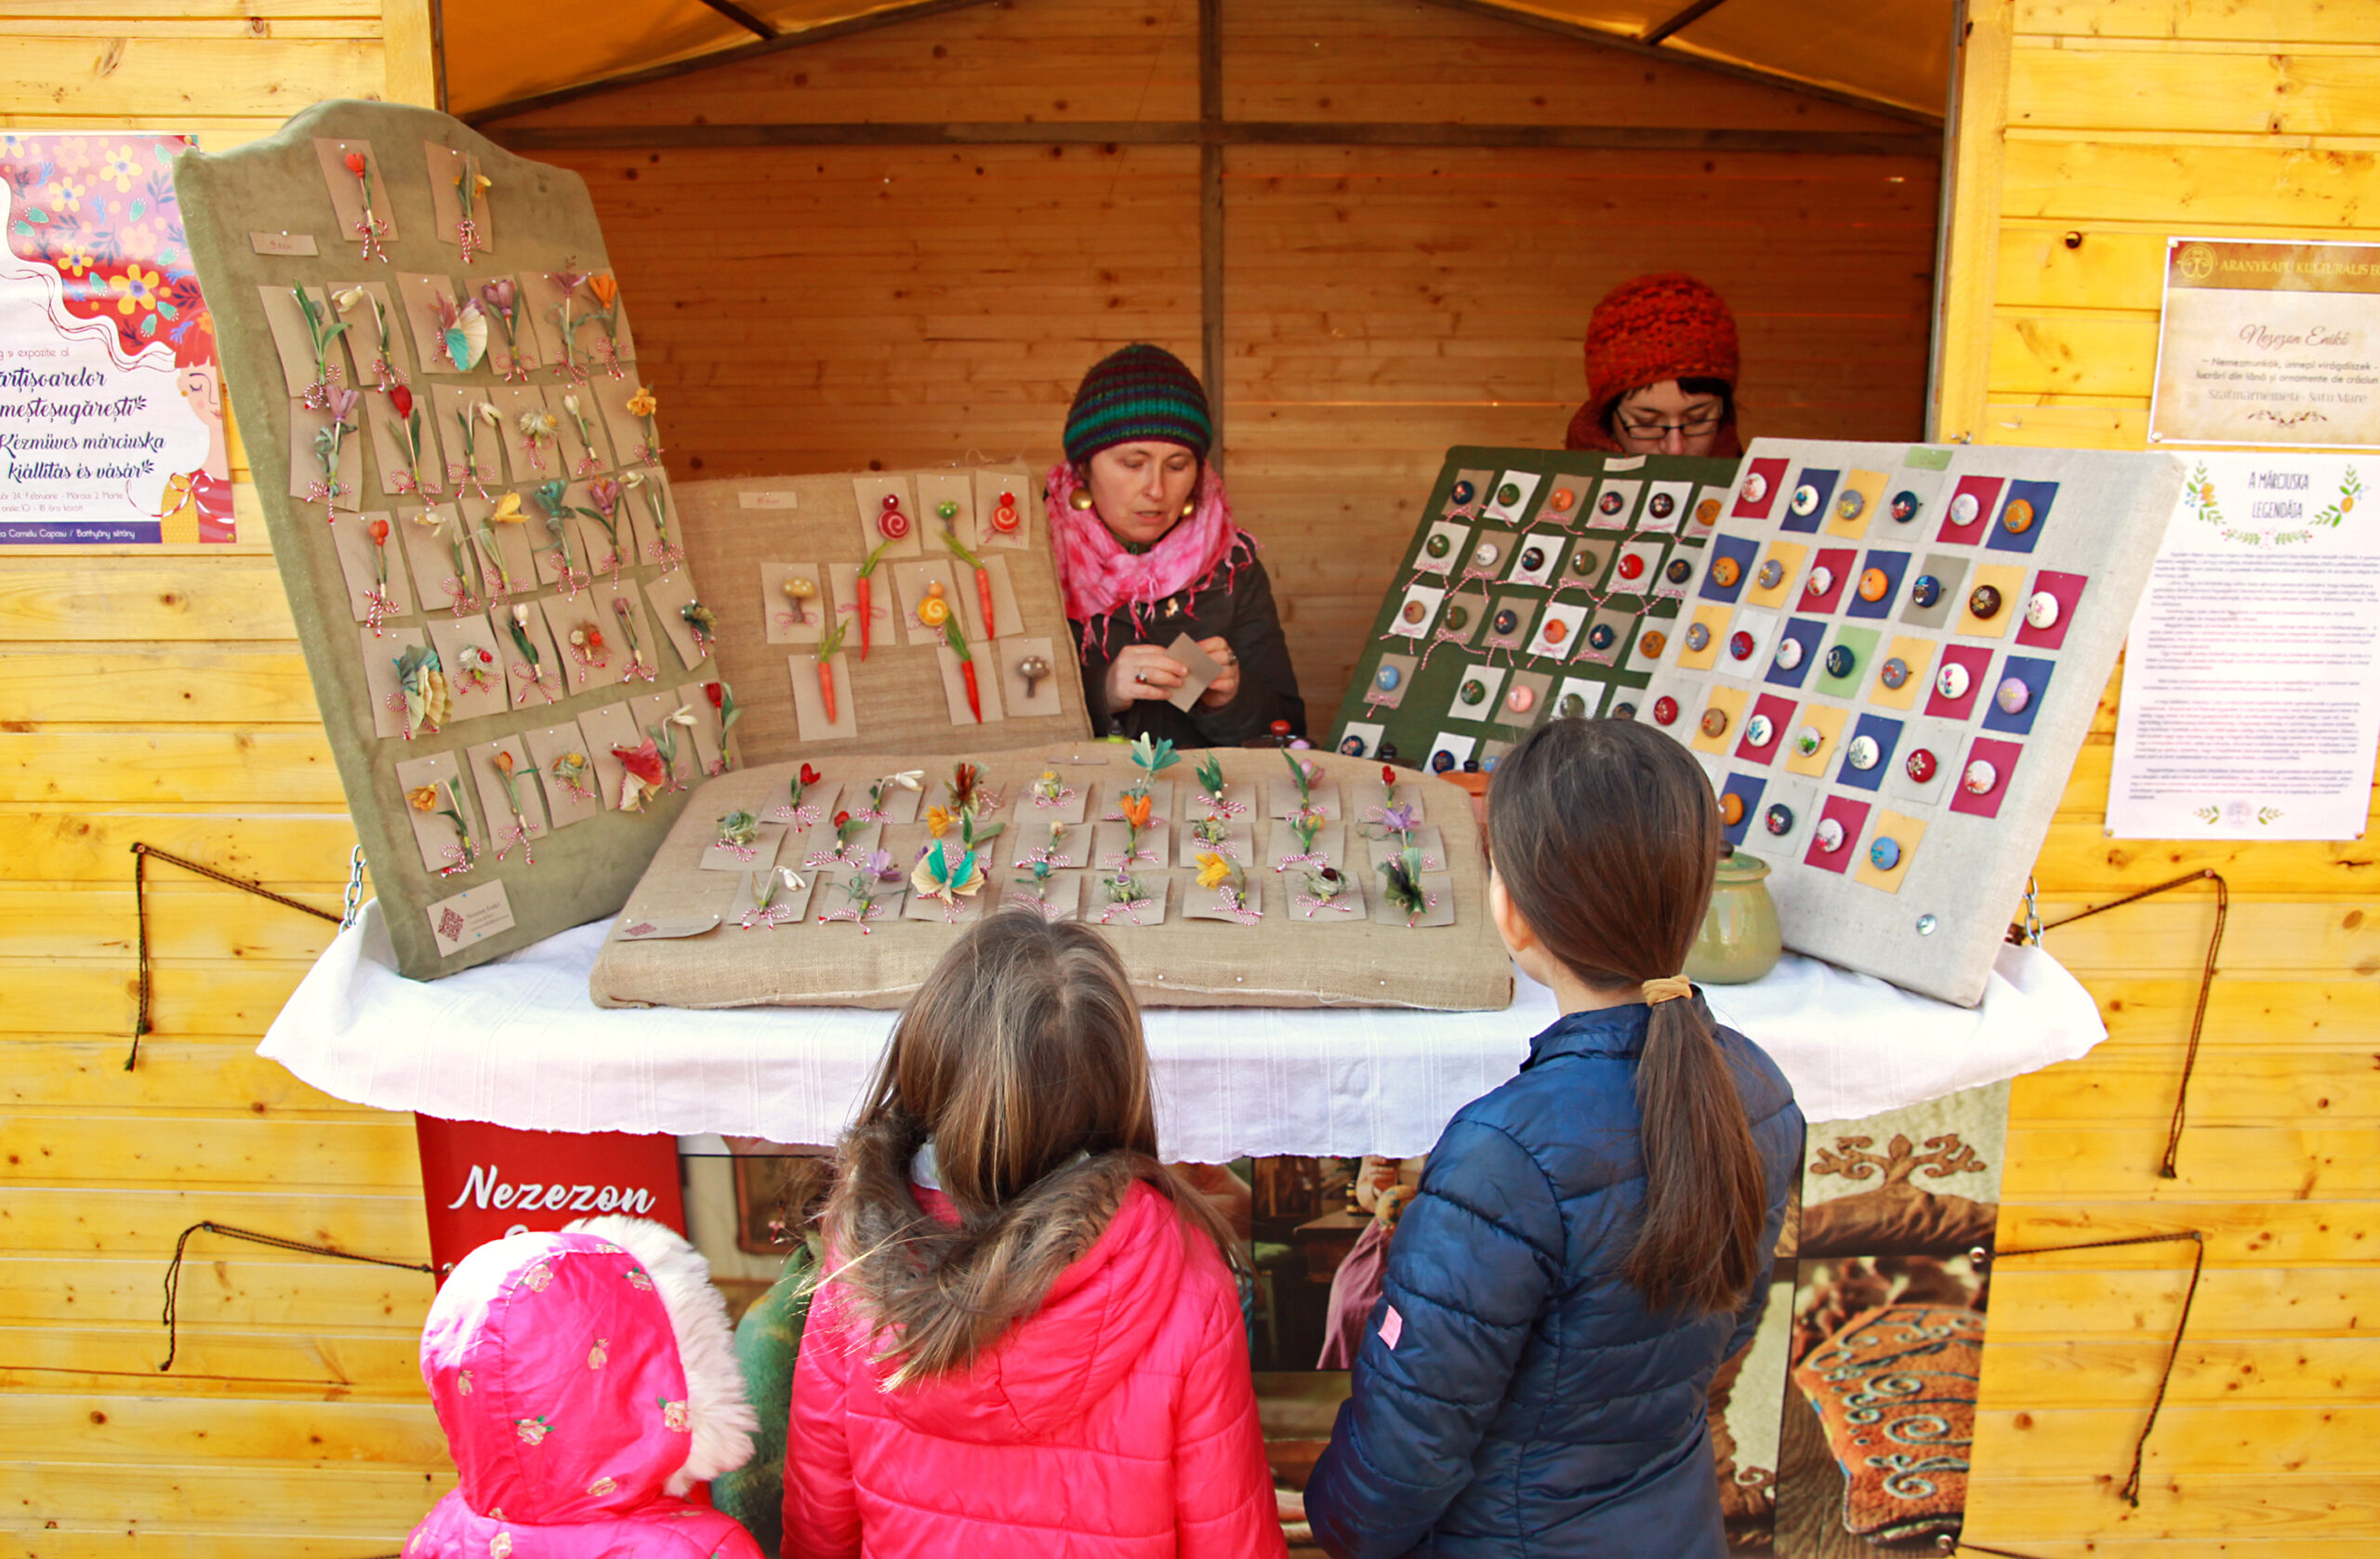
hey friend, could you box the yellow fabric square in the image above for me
[1826,469,1889,539]
[1869,636,1936,711]
[1953,563,2027,639]
[1855,810,1927,893]
[1690,684,1750,755]
[1782,704,1847,776]
[1744,540,1806,610]
[1677,604,1730,671]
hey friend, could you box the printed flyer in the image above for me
[0,132,229,544]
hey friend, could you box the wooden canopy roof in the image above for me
[452,0,1950,126]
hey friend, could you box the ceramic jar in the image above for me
[1686,849,1783,984]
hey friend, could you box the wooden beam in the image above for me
[695,0,780,41]
[462,0,992,125]
[1932,0,2011,443]
[485,121,1939,155]
[377,0,440,110]
[1417,0,1942,128]
[1643,0,1733,46]
[1200,0,1224,469]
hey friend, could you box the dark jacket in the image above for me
[1072,554,1304,747]
[1303,1001,1803,1559]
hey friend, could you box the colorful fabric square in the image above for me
[1980,654,2054,736]
[1855,809,1925,892]
[1766,617,1827,689]
[1899,554,1966,629]
[1719,773,1765,847]
[1792,1303,1981,1544]
[1062,343,1211,463]
[1950,736,2024,820]
[1800,547,1858,614]
[1937,474,2003,543]
[1737,693,1797,765]
[1579,606,1636,666]
[1697,534,1758,604]
[1733,457,1790,520]
[2015,569,2086,652]
[1836,711,1904,792]
[1844,549,1911,620]
[1805,794,1871,874]
[1986,478,2057,555]
[1924,644,1994,720]
[1780,468,1837,535]
[1815,626,1880,697]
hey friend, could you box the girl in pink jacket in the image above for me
[784,912,1286,1559]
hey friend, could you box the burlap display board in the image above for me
[589,745,1513,1011]
[176,100,715,981]
[671,469,1090,764]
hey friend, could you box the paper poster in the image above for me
[2150,238,2380,448]
[0,133,230,543]
[2109,452,2380,839]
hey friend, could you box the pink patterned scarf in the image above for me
[1044,461,1255,646]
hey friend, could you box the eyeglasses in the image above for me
[1618,409,1725,440]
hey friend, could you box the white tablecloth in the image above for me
[262,901,2106,1159]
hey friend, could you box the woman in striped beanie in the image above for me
[1047,343,1303,746]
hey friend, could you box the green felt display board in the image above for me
[1328,447,1742,772]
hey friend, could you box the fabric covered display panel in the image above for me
[1636,440,2182,1006]
[177,99,728,979]
[589,745,1509,1011]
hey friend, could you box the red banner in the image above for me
[414,1116,685,1279]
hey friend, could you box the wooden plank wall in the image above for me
[0,4,454,1552]
[1937,3,2380,1552]
[496,0,1938,714]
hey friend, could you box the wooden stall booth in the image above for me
[1,2,2373,1555]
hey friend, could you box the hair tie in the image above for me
[1641,974,1694,1006]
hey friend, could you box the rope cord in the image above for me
[127,842,341,1071]
[159,1221,432,1372]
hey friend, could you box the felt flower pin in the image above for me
[488,747,536,864]
[385,383,428,495]
[1097,869,1155,926]
[702,681,738,774]
[1194,752,1233,812]
[549,748,593,802]
[745,864,806,930]
[452,158,491,264]
[787,762,822,811]
[333,284,399,392]
[560,390,600,471]
[626,385,659,460]
[482,278,532,380]
[1030,769,1070,807]
[340,148,390,262]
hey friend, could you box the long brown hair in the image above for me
[1488,718,1768,1315]
[821,910,1240,1382]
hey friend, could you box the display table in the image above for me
[264,901,2106,1156]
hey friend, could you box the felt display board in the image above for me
[588,745,1511,1011]
[175,100,724,980]
[672,469,1090,765]
[1326,447,1741,773]
[1636,439,2182,1007]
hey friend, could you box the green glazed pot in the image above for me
[1686,850,1783,984]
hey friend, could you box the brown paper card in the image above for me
[622,469,681,570]
[813,877,905,933]
[1018,773,1091,826]
[1177,814,1256,869]
[1101,778,1175,826]
[399,504,480,615]
[540,592,617,694]
[552,383,612,473]
[787,651,858,743]
[456,495,537,604]
[732,865,816,931]
[1284,870,1367,926]
[505,605,567,711]
[423,141,495,257]
[936,643,1005,727]
[995,634,1063,719]
[465,733,549,862]
[360,625,426,740]
[675,680,733,778]
[256,284,352,399]
[598,578,665,686]
[826,561,897,654]
[702,821,783,873]
[1368,826,1448,874]
[641,570,715,675]
[522,719,604,828]
[1268,777,1342,823]
[1161,631,1223,712]
[851,473,925,559]
[1091,819,1170,873]
[999,870,1081,922]
[575,700,642,813]
[1082,873,1170,929]
[592,373,659,468]
[516,266,576,369]
[312,135,400,247]
[849,773,924,825]
[902,879,995,927]
[1185,780,1256,822]
[764,780,841,832]
[471,274,537,379]
[487,384,561,485]
[1343,781,1428,829]
[1369,869,1457,930]
[426,612,509,724]
[364,382,443,498]
[392,748,476,874]
[792,821,883,874]
[761,561,826,645]
[430,384,504,486]
[334,279,414,386]
[394,272,462,376]
[618,911,725,942]
[1183,874,1269,926]
[628,690,699,789]
[972,468,1034,551]
[331,509,413,624]
[285,401,364,512]
[917,472,976,554]
[426,881,515,957]
[588,268,637,364]
[1268,822,1345,875]
[890,557,961,649]
[955,554,1025,644]
[1007,818,1088,871]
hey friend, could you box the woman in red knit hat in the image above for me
[1563,273,1744,458]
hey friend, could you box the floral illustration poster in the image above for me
[0,132,230,544]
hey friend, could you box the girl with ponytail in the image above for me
[1304,718,1804,1558]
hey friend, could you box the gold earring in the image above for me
[1069,487,1096,511]
[1181,499,1196,518]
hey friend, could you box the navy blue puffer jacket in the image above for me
[1303,1000,1803,1558]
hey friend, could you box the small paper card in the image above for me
[1161,632,1223,712]
[551,381,612,472]
[430,384,503,485]
[313,136,401,248]
[1091,819,1170,872]
[972,469,1032,551]
[1285,871,1367,925]
[515,268,575,369]
[364,382,443,497]
[1008,819,1088,871]
[539,594,619,693]
[592,373,660,468]
[996,635,1063,719]
[1019,773,1091,825]
[956,554,1025,645]
[766,780,841,832]
[762,562,827,645]
[399,504,478,615]
[285,401,364,513]
[796,825,884,874]
[487,384,559,485]
[641,571,714,674]
[1187,781,1255,821]
[466,734,549,862]
[1479,594,1534,654]
[522,720,603,827]
[902,878,994,926]
[826,561,896,653]
[361,625,426,740]
[426,881,514,958]
[891,558,962,648]
[1183,874,1268,926]
[814,880,906,933]
[426,612,509,724]
[733,865,815,931]
[851,474,925,559]
[1084,873,1170,929]
[1371,870,1457,929]
[1500,671,1553,733]
[457,495,537,603]
[1102,779,1174,826]
[599,579,664,686]
[255,283,353,399]
[575,700,643,812]
[1365,653,1418,712]
[850,774,924,826]
[1269,778,1343,823]
[251,231,318,257]
[628,689,698,789]
[394,272,462,376]
[334,281,415,384]
[332,509,413,624]
[1000,871,1082,922]
[1368,826,1448,873]
[587,268,637,364]
[704,821,784,873]
[923,771,1012,816]
[392,748,477,874]
[499,605,566,710]
[1269,823,1344,875]
[622,469,681,571]
[937,643,1006,726]
[424,141,496,257]
[1343,780,1427,829]
[1177,814,1256,868]
[917,471,976,553]
[787,651,857,743]
[619,911,725,941]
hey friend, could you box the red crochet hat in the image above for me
[1566,273,1739,451]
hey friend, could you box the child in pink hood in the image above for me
[409,1217,764,1559]
[785,911,1286,1559]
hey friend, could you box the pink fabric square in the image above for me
[1381,1304,1404,1350]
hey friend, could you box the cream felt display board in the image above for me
[589,746,1510,1011]
[1636,439,2184,1007]
[177,100,730,980]
[676,470,1090,764]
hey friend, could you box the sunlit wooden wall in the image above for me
[1937,3,2380,1552]
[0,3,452,1551]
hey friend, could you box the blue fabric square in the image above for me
[1779,469,1837,535]
[1834,712,1904,792]
[1697,534,1759,605]
[1765,618,1827,689]
[1720,773,1767,847]
[1980,654,2055,735]
[1842,549,1911,620]
[1985,479,2057,555]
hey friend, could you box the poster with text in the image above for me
[0,132,229,544]
[2150,237,2380,449]
[2109,452,2380,840]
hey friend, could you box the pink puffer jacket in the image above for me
[784,1182,1285,1559]
[409,1228,763,1559]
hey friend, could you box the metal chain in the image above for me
[340,846,367,930]
[2019,875,2042,945]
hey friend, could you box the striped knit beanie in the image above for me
[1063,343,1211,464]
